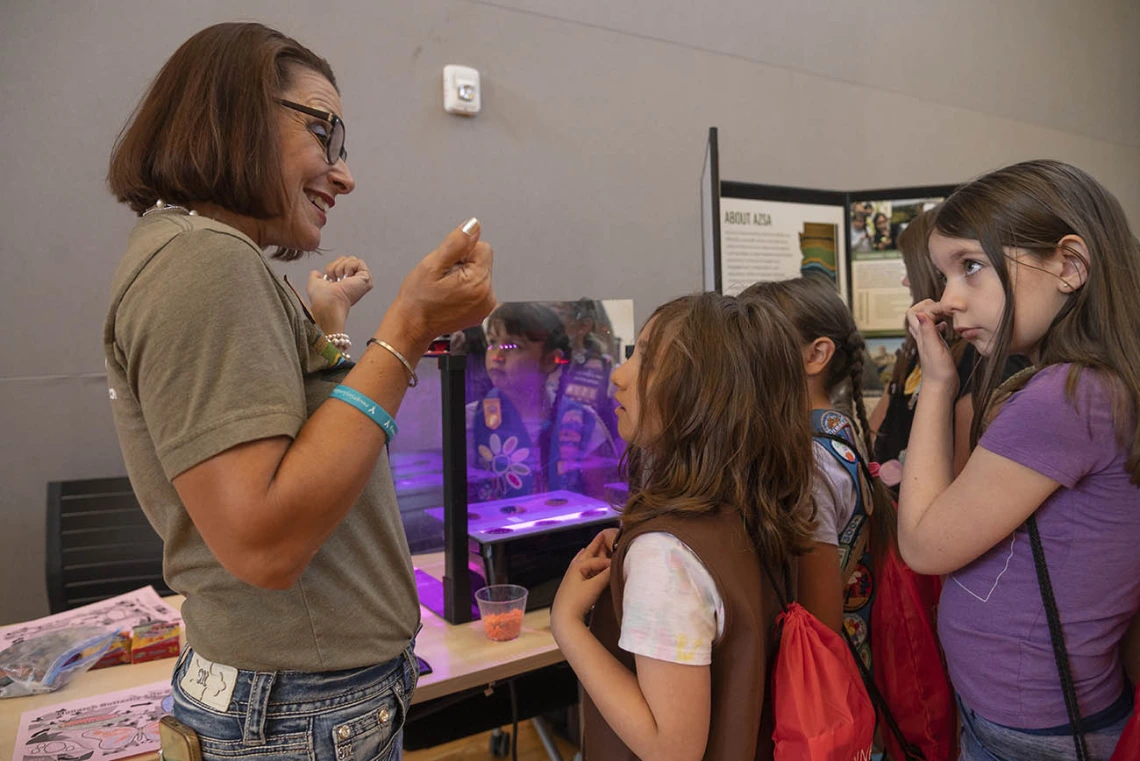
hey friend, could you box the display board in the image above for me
[701,127,956,336]
[848,188,956,336]
[717,181,848,300]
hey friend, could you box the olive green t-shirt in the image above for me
[103,211,419,671]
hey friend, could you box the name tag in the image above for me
[179,652,239,712]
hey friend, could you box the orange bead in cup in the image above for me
[475,585,528,641]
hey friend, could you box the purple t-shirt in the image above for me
[939,364,1140,728]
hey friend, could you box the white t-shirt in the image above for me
[618,532,724,666]
[810,441,858,546]
[616,441,859,666]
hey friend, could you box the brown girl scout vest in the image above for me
[582,508,781,760]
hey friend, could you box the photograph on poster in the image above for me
[851,196,945,336]
[861,336,905,395]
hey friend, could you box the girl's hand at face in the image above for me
[906,299,960,397]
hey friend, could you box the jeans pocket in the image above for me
[171,671,241,743]
[172,688,311,761]
[328,678,408,761]
[195,732,313,761]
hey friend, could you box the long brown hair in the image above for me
[622,293,816,569]
[932,160,1140,481]
[107,22,336,260]
[740,277,899,557]
[891,210,944,389]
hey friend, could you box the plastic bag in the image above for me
[0,626,117,698]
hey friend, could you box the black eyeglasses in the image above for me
[277,99,347,165]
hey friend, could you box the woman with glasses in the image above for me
[104,22,495,761]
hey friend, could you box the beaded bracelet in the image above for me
[325,332,352,350]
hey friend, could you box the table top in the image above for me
[1,552,565,760]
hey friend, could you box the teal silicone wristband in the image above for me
[329,385,398,440]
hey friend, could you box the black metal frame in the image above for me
[277,99,348,164]
[702,127,723,293]
[438,353,473,624]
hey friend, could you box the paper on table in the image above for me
[12,679,171,761]
[0,588,181,649]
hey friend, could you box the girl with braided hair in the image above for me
[744,275,962,761]
[739,276,894,645]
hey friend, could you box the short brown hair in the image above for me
[108,22,336,227]
[622,292,817,569]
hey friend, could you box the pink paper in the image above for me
[0,587,181,650]
[13,680,171,761]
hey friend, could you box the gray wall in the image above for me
[2,0,1138,624]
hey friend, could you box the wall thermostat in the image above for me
[443,65,481,116]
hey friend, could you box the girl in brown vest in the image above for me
[551,292,817,760]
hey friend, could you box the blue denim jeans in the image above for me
[171,641,418,761]
[958,692,1131,761]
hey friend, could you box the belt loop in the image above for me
[403,641,420,694]
[242,672,276,745]
[173,646,193,676]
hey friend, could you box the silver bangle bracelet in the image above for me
[366,338,419,387]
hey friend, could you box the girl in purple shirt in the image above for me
[899,160,1140,760]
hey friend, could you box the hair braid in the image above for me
[846,329,874,457]
[738,276,901,564]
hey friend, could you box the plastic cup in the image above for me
[475,585,528,641]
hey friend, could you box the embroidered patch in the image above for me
[179,652,238,712]
[820,411,848,435]
[844,562,873,611]
[830,439,857,464]
[838,514,865,548]
[844,613,872,669]
[859,472,874,516]
[483,398,502,430]
[844,613,869,648]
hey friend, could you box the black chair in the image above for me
[45,477,171,613]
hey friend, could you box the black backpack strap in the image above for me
[814,431,877,487]
[759,558,791,613]
[839,627,926,761]
[1027,515,1090,761]
[760,558,793,651]
[815,430,925,760]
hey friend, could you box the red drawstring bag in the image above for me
[870,544,958,761]
[767,593,876,761]
[1109,680,1139,760]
